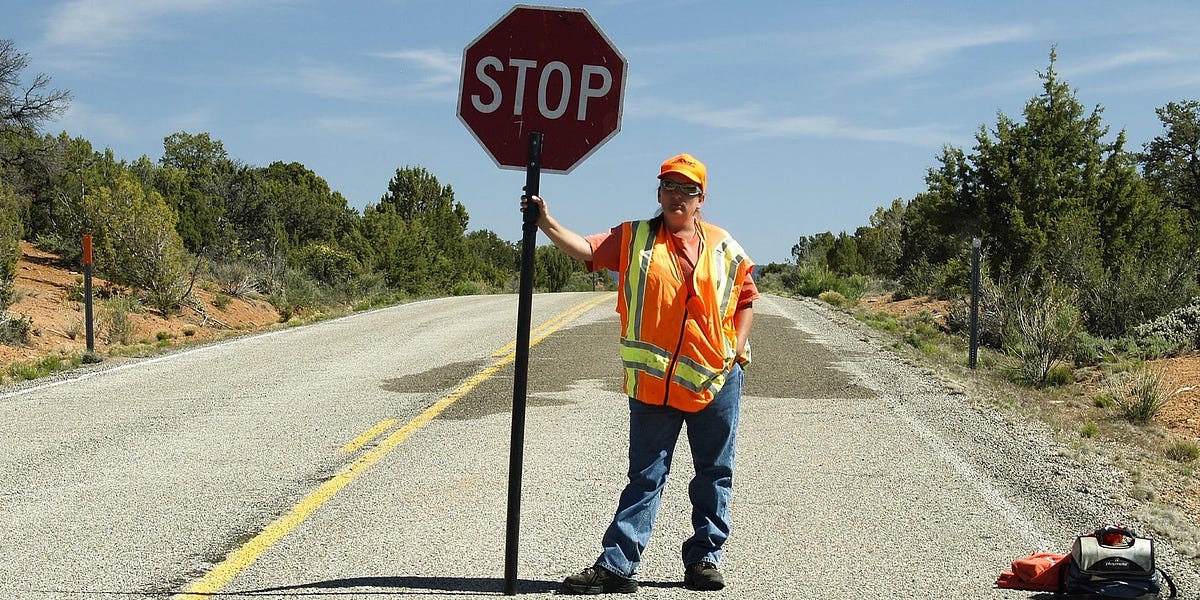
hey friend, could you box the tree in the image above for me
[1,40,72,240]
[898,49,1196,334]
[1141,100,1200,251]
[855,198,905,278]
[85,172,190,315]
[535,244,575,292]
[373,166,472,293]
[790,231,834,267]
[25,133,113,252]
[463,229,517,288]
[826,232,864,276]
[0,181,20,311]
[260,161,354,250]
[359,202,432,294]
[1,39,71,171]
[157,132,238,254]
[898,146,976,280]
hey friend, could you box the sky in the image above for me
[6,1,1200,264]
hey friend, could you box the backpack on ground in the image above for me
[1062,525,1177,599]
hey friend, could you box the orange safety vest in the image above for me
[615,219,753,412]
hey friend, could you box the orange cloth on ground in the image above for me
[996,552,1067,592]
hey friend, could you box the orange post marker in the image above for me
[83,234,93,266]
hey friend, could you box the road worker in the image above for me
[521,153,759,594]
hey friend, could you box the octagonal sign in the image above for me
[458,5,627,173]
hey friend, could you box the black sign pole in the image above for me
[505,130,542,596]
[968,237,981,369]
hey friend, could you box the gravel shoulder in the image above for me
[775,294,1200,594]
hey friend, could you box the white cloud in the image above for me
[635,97,952,146]
[313,115,380,133]
[43,0,235,49]
[289,64,379,102]
[856,24,1034,79]
[1062,48,1179,77]
[374,49,461,100]
[282,49,461,104]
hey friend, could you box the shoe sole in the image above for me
[561,580,639,595]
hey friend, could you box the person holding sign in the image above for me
[521,153,759,594]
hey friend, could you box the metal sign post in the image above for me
[504,131,542,595]
[83,234,95,355]
[969,238,981,368]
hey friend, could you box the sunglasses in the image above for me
[658,180,703,196]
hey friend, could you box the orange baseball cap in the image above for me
[658,153,706,191]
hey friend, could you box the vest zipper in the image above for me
[660,222,701,407]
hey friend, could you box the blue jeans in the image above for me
[595,363,743,579]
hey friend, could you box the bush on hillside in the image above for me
[1134,299,1200,351]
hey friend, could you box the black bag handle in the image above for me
[1160,568,1178,598]
[1092,525,1137,549]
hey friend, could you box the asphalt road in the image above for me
[0,292,1195,599]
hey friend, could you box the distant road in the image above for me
[1,292,1195,599]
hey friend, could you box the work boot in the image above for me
[561,565,638,595]
[684,561,725,591]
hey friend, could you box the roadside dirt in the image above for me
[1,241,281,369]
[859,292,1200,442]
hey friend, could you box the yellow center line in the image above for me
[492,293,613,357]
[339,418,399,453]
[175,293,615,599]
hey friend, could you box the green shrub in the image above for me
[1071,332,1114,367]
[898,255,970,300]
[213,293,231,310]
[1093,393,1116,409]
[1134,299,1200,351]
[5,352,81,382]
[211,259,262,298]
[817,290,848,307]
[1165,440,1200,462]
[0,312,32,345]
[452,281,484,296]
[1044,363,1075,386]
[66,276,85,302]
[858,310,900,333]
[1102,365,1179,425]
[781,264,866,300]
[1004,275,1081,387]
[1080,422,1099,438]
[293,243,362,287]
[101,295,139,345]
[269,269,325,321]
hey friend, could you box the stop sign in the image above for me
[458,5,627,173]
